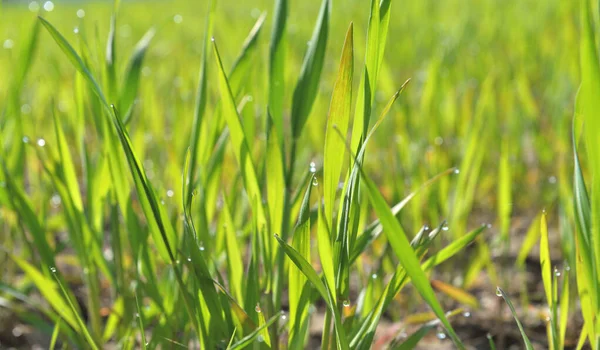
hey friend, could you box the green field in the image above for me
[0,0,597,348]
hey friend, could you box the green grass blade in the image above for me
[110,106,177,263]
[119,27,156,122]
[49,317,62,350]
[343,137,464,348]
[228,12,267,94]
[105,15,117,102]
[288,175,314,349]
[187,0,215,197]
[496,287,534,350]
[323,22,353,229]
[229,312,282,350]
[290,0,330,138]
[274,233,349,349]
[352,167,455,262]
[268,0,288,139]
[540,212,553,312]
[38,16,109,110]
[212,39,266,230]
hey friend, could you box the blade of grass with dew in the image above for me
[288,174,314,349]
[351,167,455,263]
[229,312,282,350]
[274,233,349,349]
[392,309,463,350]
[5,254,79,341]
[350,224,479,349]
[110,106,206,343]
[110,106,176,263]
[497,287,534,350]
[539,211,559,349]
[38,17,109,110]
[290,0,330,139]
[187,0,215,199]
[134,292,147,350]
[540,212,553,310]
[119,27,156,124]
[52,270,100,350]
[335,101,465,349]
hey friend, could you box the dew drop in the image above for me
[37,138,46,147]
[167,189,174,198]
[160,200,165,205]
[76,9,85,18]
[312,177,319,186]
[211,37,215,42]
[565,265,571,271]
[255,303,262,313]
[554,268,561,277]
[436,331,447,340]
[199,241,205,251]
[486,333,493,339]
[135,313,140,318]
[434,136,444,146]
[3,39,14,49]
[342,300,350,307]
[281,313,287,320]
[29,1,40,12]
[495,287,502,297]
[83,267,89,275]
[442,225,449,231]
[371,273,378,279]
[173,14,183,24]
[257,335,264,343]
[453,168,460,174]
[50,194,61,208]
[463,311,471,318]
[50,266,56,273]
[22,136,30,144]
[423,225,430,231]
[43,1,54,12]
[12,326,23,337]
[486,223,492,229]
[187,257,192,262]
[309,161,317,173]
[21,104,32,114]
[548,176,557,184]
[73,27,79,34]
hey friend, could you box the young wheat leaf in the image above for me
[497,287,534,350]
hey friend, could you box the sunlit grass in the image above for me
[0,0,592,348]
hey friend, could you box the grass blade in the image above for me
[290,0,330,138]
[496,287,534,350]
